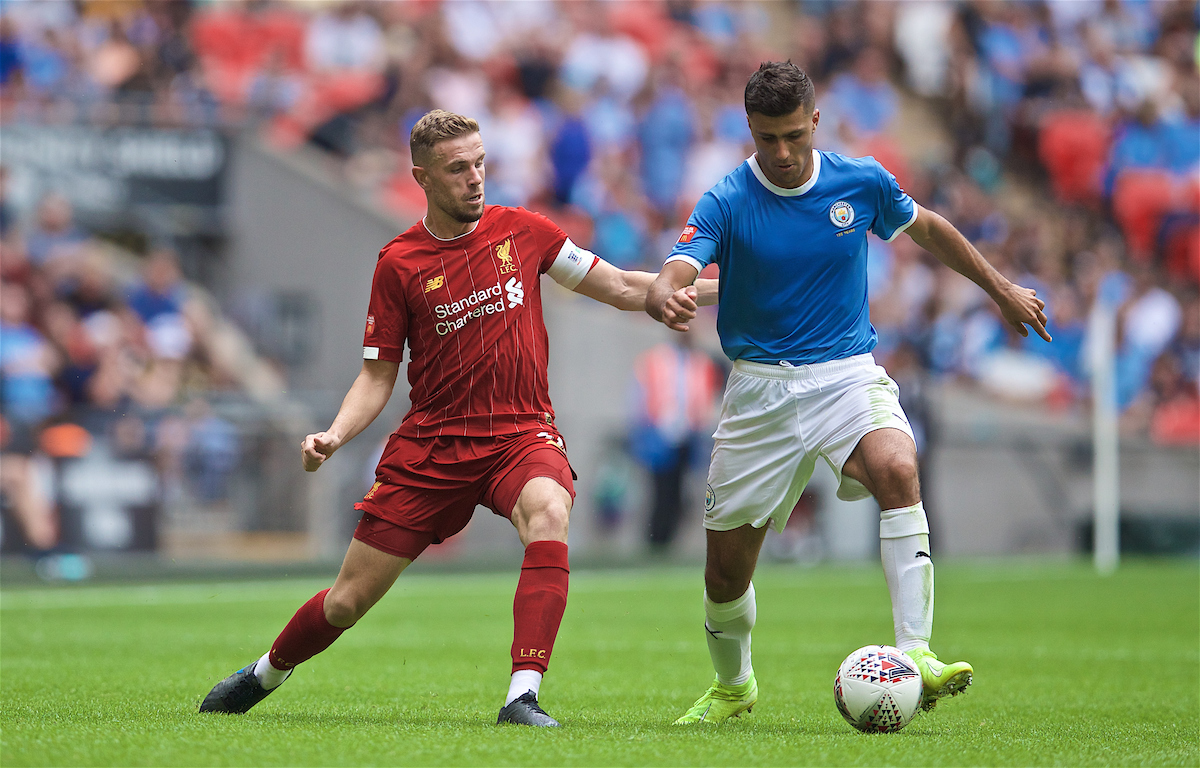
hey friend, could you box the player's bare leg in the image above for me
[200,541,410,713]
[842,427,972,709]
[498,477,571,726]
[676,524,766,724]
[324,539,413,627]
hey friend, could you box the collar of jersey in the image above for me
[748,150,821,197]
[422,215,481,242]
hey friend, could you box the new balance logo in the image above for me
[424,275,444,292]
[506,277,524,307]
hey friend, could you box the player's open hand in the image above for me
[301,431,339,472]
[663,285,699,332]
[996,282,1052,342]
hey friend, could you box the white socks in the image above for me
[880,502,934,653]
[704,582,756,687]
[252,653,292,690]
[505,669,542,706]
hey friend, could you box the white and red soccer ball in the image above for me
[834,645,923,733]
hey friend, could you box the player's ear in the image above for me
[812,108,820,130]
[412,166,428,190]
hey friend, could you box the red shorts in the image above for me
[352,429,575,561]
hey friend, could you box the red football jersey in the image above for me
[363,205,595,438]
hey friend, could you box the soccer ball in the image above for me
[834,645,923,733]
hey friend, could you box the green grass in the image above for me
[2,559,1197,767]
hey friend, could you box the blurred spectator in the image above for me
[482,84,546,207]
[0,281,60,551]
[88,19,143,93]
[546,87,591,205]
[182,398,240,504]
[577,152,651,269]
[1,281,61,428]
[0,15,20,87]
[17,26,72,95]
[305,2,385,74]
[40,299,99,408]
[559,4,648,103]
[60,245,120,319]
[1116,266,1182,408]
[581,79,637,153]
[25,193,87,268]
[629,334,723,550]
[1107,101,1175,184]
[126,248,186,324]
[637,65,695,220]
[682,94,751,206]
[825,46,898,137]
[125,248,195,366]
[893,1,954,98]
[1124,350,1200,445]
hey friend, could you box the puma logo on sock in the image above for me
[916,551,931,559]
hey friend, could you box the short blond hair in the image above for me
[409,109,480,167]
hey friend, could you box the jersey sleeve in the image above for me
[870,159,918,243]
[362,254,407,363]
[666,190,724,272]
[516,207,600,287]
[513,208,570,274]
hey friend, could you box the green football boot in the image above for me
[906,648,973,711]
[673,674,757,724]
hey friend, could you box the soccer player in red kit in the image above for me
[199,110,715,726]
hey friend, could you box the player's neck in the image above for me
[755,151,816,190]
[423,211,480,241]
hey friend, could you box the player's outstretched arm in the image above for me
[572,258,717,313]
[301,359,400,472]
[905,205,1052,342]
[646,260,703,332]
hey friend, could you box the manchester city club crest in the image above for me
[829,200,855,228]
[705,484,716,512]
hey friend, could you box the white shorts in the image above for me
[703,354,915,533]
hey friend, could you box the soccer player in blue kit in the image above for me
[646,61,1052,723]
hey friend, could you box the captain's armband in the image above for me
[546,238,599,289]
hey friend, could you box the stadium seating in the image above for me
[1037,110,1109,208]
[1112,169,1187,264]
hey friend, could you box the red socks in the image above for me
[265,545,569,676]
[268,589,349,670]
[510,540,570,674]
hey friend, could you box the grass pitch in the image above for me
[2,559,1197,767]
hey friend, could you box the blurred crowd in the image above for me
[1,0,1197,551]
[0,178,255,553]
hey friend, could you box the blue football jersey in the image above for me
[667,150,917,365]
